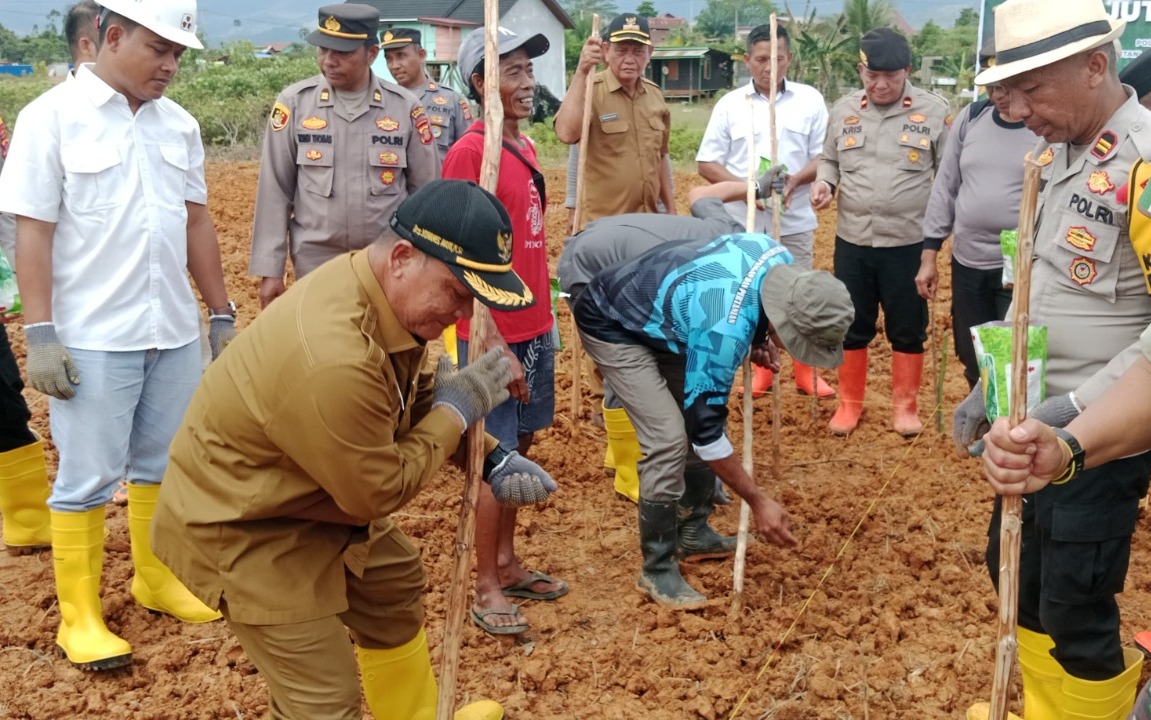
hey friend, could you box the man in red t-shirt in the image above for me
[441,27,567,635]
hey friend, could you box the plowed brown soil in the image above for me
[3,162,1151,720]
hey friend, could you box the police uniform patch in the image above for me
[1066,226,1098,252]
[1092,131,1117,160]
[844,115,860,125]
[1088,170,1114,195]
[908,149,920,163]
[918,137,930,149]
[270,103,290,132]
[433,96,448,106]
[460,98,473,121]
[376,117,400,131]
[845,136,857,148]
[1036,147,1055,167]
[860,97,869,110]
[909,113,926,123]
[431,114,445,125]
[301,116,327,130]
[305,149,322,161]
[944,113,954,127]
[900,133,910,143]
[380,169,397,186]
[1070,257,1098,285]
[379,151,399,165]
[432,127,442,138]
[411,106,433,145]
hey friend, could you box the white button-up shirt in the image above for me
[696,79,828,236]
[0,64,206,351]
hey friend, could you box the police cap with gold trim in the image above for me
[858,27,911,71]
[307,3,380,52]
[390,180,535,311]
[380,27,421,49]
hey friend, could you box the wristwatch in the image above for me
[208,301,237,318]
[1051,427,1085,485]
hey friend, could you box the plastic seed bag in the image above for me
[971,321,1046,423]
[0,250,20,317]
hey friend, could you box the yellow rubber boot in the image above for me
[442,324,459,367]
[602,404,640,503]
[126,483,221,623]
[1017,627,1064,720]
[1064,648,1143,720]
[965,702,1022,720]
[0,440,51,554]
[50,508,133,670]
[357,628,503,720]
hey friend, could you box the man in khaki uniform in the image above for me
[381,28,472,162]
[811,27,950,437]
[554,13,675,227]
[154,181,558,720]
[249,4,439,308]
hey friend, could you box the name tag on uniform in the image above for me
[599,113,619,122]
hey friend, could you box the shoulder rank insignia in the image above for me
[378,151,399,165]
[1069,257,1098,285]
[460,98,473,121]
[1092,130,1117,160]
[944,113,954,127]
[433,96,448,105]
[380,169,397,186]
[902,96,912,108]
[301,116,327,130]
[428,82,438,90]
[1088,170,1114,195]
[860,96,869,110]
[411,106,433,145]
[909,113,926,123]
[1066,226,1098,252]
[908,149,920,163]
[320,89,330,102]
[376,117,400,131]
[305,149,322,161]
[844,115,860,125]
[374,90,382,102]
[270,103,290,132]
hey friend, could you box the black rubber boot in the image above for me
[677,468,736,561]
[636,500,707,608]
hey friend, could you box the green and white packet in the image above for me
[549,278,564,352]
[1000,229,1018,288]
[971,320,1047,423]
[0,251,20,317]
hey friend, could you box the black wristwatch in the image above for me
[1051,428,1085,485]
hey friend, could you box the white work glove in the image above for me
[24,323,79,399]
[486,449,558,506]
[1027,393,1080,429]
[953,382,989,457]
[432,347,512,428]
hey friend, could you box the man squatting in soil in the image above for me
[568,226,854,607]
[953,0,1151,717]
[152,180,557,720]
[0,0,237,671]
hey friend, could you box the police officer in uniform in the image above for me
[811,27,951,437]
[953,1,1151,717]
[381,28,472,163]
[249,4,439,308]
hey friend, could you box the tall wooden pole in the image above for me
[436,11,503,719]
[568,14,600,440]
[986,157,1041,720]
[767,14,783,481]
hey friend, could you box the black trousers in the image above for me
[0,326,36,453]
[986,452,1151,680]
[951,258,1012,389]
[833,237,927,353]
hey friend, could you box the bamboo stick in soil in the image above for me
[567,14,600,440]
[985,156,1042,720]
[436,12,503,720]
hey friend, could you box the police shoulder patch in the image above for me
[270,103,290,132]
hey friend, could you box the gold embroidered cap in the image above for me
[390,180,535,311]
[605,13,651,45]
[306,3,380,51]
[380,27,421,49]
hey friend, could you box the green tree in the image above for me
[790,8,857,99]
[955,7,979,27]
[842,0,893,37]
[635,1,657,16]
[563,0,618,74]
[694,0,776,40]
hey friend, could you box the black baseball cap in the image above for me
[605,14,651,45]
[380,27,421,49]
[859,27,911,71]
[307,3,380,51]
[390,180,535,311]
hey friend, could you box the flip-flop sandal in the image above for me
[501,570,570,601]
[470,604,530,636]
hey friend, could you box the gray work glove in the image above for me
[208,316,236,361]
[432,347,512,429]
[755,164,788,200]
[487,450,559,506]
[1027,392,1080,429]
[24,323,79,400]
[953,381,990,457]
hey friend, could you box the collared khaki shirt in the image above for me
[249,74,440,279]
[154,251,469,625]
[577,70,670,224]
[411,76,472,161]
[818,81,951,248]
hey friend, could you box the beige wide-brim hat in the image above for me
[974,0,1124,86]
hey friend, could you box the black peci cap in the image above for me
[859,27,911,72]
[307,3,380,51]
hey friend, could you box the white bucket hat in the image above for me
[974,0,1123,86]
[99,0,204,50]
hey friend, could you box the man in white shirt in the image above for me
[0,0,234,671]
[697,23,832,397]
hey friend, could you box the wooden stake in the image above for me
[436,13,503,719]
[930,299,941,433]
[568,14,599,440]
[985,156,1041,720]
[767,14,783,484]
